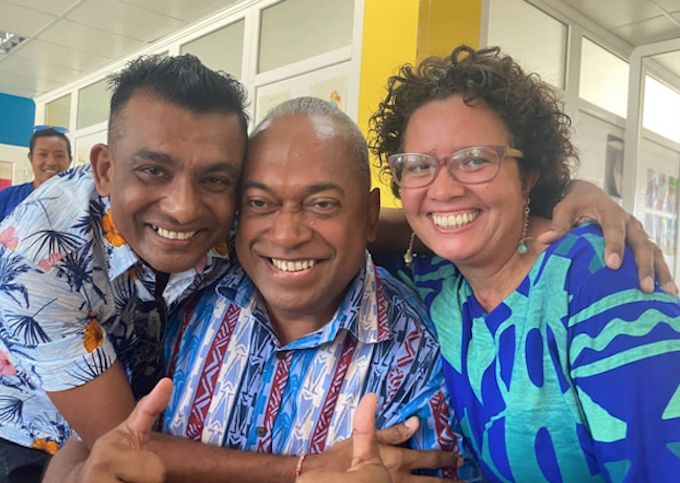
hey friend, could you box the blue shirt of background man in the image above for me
[0,182,32,222]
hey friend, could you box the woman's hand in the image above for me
[539,180,676,295]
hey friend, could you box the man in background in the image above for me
[0,127,72,221]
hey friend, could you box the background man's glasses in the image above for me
[388,145,524,189]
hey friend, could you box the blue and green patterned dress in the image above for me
[390,223,680,483]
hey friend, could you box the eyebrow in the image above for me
[133,150,239,175]
[242,181,346,196]
[36,148,67,153]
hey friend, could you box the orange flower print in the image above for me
[214,242,229,256]
[32,438,58,455]
[84,317,104,353]
[0,351,17,376]
[0,227,18,250]
[102,209,126,247]
[126,267,139,281]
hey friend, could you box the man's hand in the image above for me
[304,397,459,483]
[68,378,172,483]
[538,180,677,295]
[298,394,392,483]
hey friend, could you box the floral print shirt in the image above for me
[0,165,229,453]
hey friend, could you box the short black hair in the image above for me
[29,128,72,158]
[108,54,249,145]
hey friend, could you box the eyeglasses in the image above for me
[33,125,69,134]
[387,145,524,189]
[129,294,168,399]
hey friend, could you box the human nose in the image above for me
[267,207,313,249]
[158,176,202,224]
[426,161,466,201]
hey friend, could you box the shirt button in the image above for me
[256,426,266,437]
[276,351,287,360]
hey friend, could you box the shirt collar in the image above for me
[216,251,390,348]
[101,196,231,300]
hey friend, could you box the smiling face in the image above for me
[400,96,532,267]
[29,136,71,187]
[91,92,245,273]
[235,115,379,327]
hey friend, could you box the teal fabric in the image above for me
[387,224,680,483]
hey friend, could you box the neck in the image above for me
[456,217,551,312]
[31,180,40,190]
[264,297,344,347]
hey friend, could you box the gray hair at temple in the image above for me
[254,96,371,193]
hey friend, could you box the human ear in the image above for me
[90,144,114,197]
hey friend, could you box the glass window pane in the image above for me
[258,0,354,73]
[643,76,680,143]
[487,0,568,89]
[45,94,71,129]
[579,38,629,118]
[180,20,245,79]
[77,78,110,129]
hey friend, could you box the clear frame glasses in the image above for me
[387,145,524,189]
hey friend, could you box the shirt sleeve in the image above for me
[0,245,118,392]
[566,245,680,482]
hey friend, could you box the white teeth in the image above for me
[152,225,197,240]
[271,258,316,272]
[433,211,479,229]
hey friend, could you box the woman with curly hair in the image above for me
[370,45,680,482]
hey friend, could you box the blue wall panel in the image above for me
[0,92,36,147]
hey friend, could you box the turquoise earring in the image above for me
[517,200,531,254]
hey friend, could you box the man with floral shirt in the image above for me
[0,54,248,482]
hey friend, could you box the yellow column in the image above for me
[357,0,483,207]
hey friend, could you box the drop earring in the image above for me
[404,232,416,266]
[517,199,531,254]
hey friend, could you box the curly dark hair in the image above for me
[368,45,578,217]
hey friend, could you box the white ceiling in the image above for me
[1,0,680,99]
[0,0,240,98]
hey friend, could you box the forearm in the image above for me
[148,432,299,483]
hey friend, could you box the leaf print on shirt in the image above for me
[0,252,31,306]
[102,209,126,247]
[0,396,23,424]
[67,350,113,384]
[25,229,83,255]
[5,298,56,348]
[0,227,19,249]
[56,244,105,306]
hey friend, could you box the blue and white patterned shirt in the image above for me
[0,165,229,453]
[163,252,482,481]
